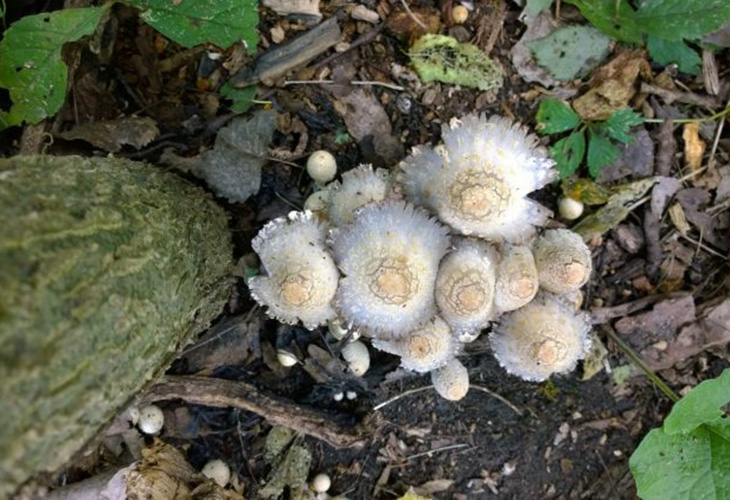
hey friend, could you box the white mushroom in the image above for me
[494,244,539,313]
[311,473,332,493]
[341,340,370,376]
[138,405,164,435]
[558,196,584,220]
[307,151,337,185]
[399,114,556,243]
[331,200,450,338]
[431,358,469,401]
[249,211,340,329]
[202,459,231,487]
[490,292,592,381]
[328,164,391,226]
[373,316,457,373]
[532,229,592,294]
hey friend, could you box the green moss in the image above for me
[0,155,232,495]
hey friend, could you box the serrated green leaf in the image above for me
[665,369,730,434]
[630,369,730,500]
[637,0,730,41]
[587,130,619,178]
[564,0,643,43]
[599,108,644,143]
[647,37,702,75]
[124,0,259,50]
[220,83,256,113]
[409,34,503,91]
[528,25,611,81]
[0,7,106,129]
[536,99,581,134]
[549,130,585,179]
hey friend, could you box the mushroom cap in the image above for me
[307,150,337,184]
[533,229,592,294]
[249,211,339,329]
[373,316,457,373]
[435,238,498,335]
[328,164,391,226]
[399,114,556,243]
[331,200,450,338]
[341,340,370,376]
[490,292,592,381]
[431,358,469,401]
[494,244,539,313]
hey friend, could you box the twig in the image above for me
[406,443,470,461]
[600,326,680,403]
[400,0,428,31]
[640,83,722,109]
[284,79,404,91]
[313,23,384,70]
[590,292,690,324]
[677,232,727,260]
[143,376,369,448]
[470,385,523,416]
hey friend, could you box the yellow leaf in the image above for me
[682,122,706,171]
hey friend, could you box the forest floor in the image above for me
[2,0,730,499]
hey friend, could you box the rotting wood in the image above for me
[142,376,370,449]
[230,17,341,87]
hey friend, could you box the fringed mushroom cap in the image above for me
[331,200,450,338]
[399,114,556,243]
[373,316,457,373]
[328,164,391,226]
[533,229,592,294]
[249,211,339,329]
[490,293,592,381]
[435,239,498,335]
[494,244,539,313]
[431,358,469,401]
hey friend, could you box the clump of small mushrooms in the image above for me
[248,116,593,401]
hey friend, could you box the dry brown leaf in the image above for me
[682,122,706,171]
[572,50,651,121]
[57,117,159,152]
[668,202,691,236]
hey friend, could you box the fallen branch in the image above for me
[142,376,369,449]
[640,83,722,109]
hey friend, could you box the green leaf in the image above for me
[647,37,702,75]
[525,0,553,19]
[536,99,581,134]
[549,130,585,179]
[527,25,611,81]
[564,0,643,44]
[665,369,730,434]
[630,369,730,500]
[220,83,256,113]
[636,0,730,41]
[599,109,644,143]
[409,34,503,91]
[587,130,619,178]
[0,7,106,129]
[124,0,259,50]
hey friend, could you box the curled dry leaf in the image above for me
[682,122,706,171]
[57,117,159,153]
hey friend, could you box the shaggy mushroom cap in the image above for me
[435,239,498,335]
[494,244,539,313]
[332,200,450,338]
[373,316,457,373]
[328,164,391,226]
[490,293,592,381]
[533,229,592,294]
[249,211,339,329]
[431,358,469,401]
[399,114,556,242]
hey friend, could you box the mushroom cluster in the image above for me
[249,115,593,401]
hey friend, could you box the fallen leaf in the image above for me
[573,50,651,121]
[397,489,433,500]
[675,188,728,249]
[413,479,454,496]
[181,315,261,374]
[262,0,321,22]
[57,117,159,152]
[260,444,311,499]
[682,122,706,171]
[668,202,691,235]
[528,25,611,81]
[650,176,681,217]
[573,177,656,241]
[597,127,654,183]
[510,11,560,87]
[386,6,441,42]
[582,333,608,380]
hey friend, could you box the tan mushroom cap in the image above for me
[431,358,469,401]
[249,211,339,329]
[328,164,391,226]
[494,244,539,313]
[435,239,498,335]
[331,200,450,338]
[399,114,556,243]
[490,292,592,381]
[533,229,592,294]
[373,316,457,373]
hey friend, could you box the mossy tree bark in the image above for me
[0,156,233,496]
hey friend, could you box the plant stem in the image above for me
[601,326,681,403]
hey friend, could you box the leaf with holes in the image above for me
[0,7,106,129]
[630,370,730,500]
[125,0,259,50]
[549,130,585,179]
[536,99,581,134]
